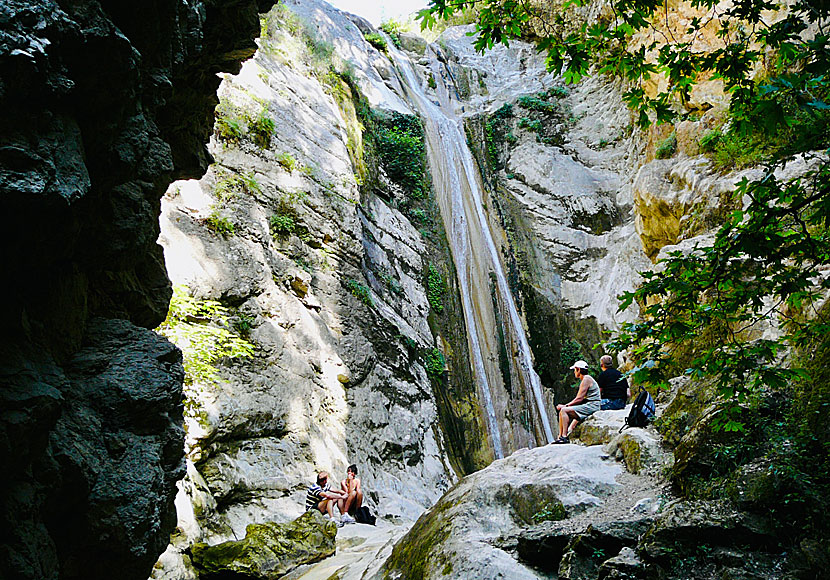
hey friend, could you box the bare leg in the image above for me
[567,418,579,436]
[317,499,332,517]
[559,407,570,438]
[349,490,363,515]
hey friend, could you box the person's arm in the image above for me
[354,478,361,493]
[322,489,346,500]
[567,378,590,406]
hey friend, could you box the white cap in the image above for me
[569,360,589,370]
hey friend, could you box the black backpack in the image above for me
[620,388,656,432]
[354,506,376,525]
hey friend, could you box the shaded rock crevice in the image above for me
[0,1,275,578]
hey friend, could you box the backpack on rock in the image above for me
[620,387,656,432]
[354,506,376,525]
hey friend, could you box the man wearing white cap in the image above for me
[553,360,601,444]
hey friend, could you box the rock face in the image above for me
[0,1,274,579]
[433,26,652,402]
[376,443,784,580]
[153,2,462,571]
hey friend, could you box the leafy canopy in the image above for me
[420,0,830,428]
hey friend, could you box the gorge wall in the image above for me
[2,0,810,578]
[149,2,662,576]
[0,1,274,579]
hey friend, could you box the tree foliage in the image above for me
[420,0,830,428]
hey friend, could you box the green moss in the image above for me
[427,263,445,313]
[619,436,643,474]
[382,494,459,579]
[655,132,677,159]
[191,511,337,578]
[503,484,567,524]
[345,278,373,307]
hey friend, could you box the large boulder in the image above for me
[190,511,337,579]
[575,409,628,446]
[375,444,623,579]
[573,408,668,475]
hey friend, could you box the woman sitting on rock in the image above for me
[554,360,601,444]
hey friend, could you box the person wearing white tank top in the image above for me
[553,360,601,444]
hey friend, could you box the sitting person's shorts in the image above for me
[601,398,626,410]
[570,400,601,420]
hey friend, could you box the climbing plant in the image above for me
[156,285,255,385]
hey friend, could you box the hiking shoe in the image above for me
[341,514,356,524]
[553,436,569,444]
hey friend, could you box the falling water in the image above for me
[387,42,555,453]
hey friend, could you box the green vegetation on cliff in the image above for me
[156,285,255,385]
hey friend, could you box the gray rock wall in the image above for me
[152,4,459,572]
[0,1,274,578]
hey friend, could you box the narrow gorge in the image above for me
[2,0,828,579]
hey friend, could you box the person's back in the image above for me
[597,355,629,410]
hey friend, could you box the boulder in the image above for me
[376,444,622,579]
[575,408,628,446]
[639,499,778,561]
[558,520,653,579]
[190,511,337,579]
[596,547,646,579]
[398,32,428,54]
[604,429,665,475]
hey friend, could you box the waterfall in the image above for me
[387,42,555,454]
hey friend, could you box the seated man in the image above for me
[597,355,631,410]
[305,471,348,524]
[554,360,601,443]
[338,464,363,522]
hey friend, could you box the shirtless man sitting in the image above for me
[305,471,348,525]
[338,464,362,523]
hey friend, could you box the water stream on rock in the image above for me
[387,41,555,454]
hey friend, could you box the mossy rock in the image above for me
[502,483,567,525]
[381,490,461,579]
[190,511,337,579]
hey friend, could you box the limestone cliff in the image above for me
[150,4,475,576]
[0,1,274,579]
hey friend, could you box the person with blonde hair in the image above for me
[553,360,601,444]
